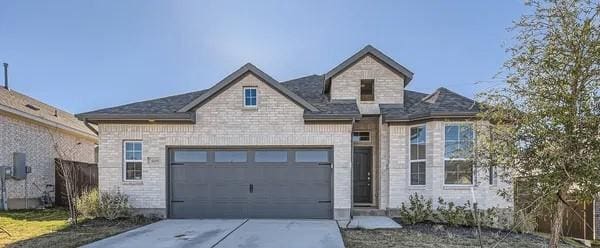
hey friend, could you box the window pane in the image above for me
[126,162,142,180]
[445,125,459,141]
[360,79,374,101]
[255,151,288,162]
[410,144,426,160]
[352,132,370,142]
[215,151,247,162]
[410,126,426,144]
[417,144,426,160]
[295,150,329,163]
[445,141,458,158]
[133,151,142,160]
[410,162,426,185]
[174,150,207,162]
[126,142,133,151]
[133,142,142,151]
[444,160,473,185]
[126,151,135,160]
[460,125,474,140]
[410,144,418,160]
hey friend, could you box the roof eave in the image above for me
[76,112,196,124]
[383,112,480,123]
[303,113,362,121]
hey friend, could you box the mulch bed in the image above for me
[342,220,584,248]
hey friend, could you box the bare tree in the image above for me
[47,127,83,225]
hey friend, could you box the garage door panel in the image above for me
[169,148,332,219]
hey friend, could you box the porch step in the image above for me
[351,207,387,216]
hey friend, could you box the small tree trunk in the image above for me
[549,192,566,248]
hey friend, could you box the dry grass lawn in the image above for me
[0,208,155,248]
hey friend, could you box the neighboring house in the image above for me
[0,86,97,209]
[76,45,511,220]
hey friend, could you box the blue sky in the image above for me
[0,1,526,113]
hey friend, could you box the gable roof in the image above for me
[279,75,361,120]
[323,45,414,93]
[77,46,479,124]
[177,63,318,112]
[0,87,97,140]
[380,87,480,122]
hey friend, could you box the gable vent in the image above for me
[25,104,40,111]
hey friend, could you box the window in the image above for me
[295,150,329,163]
[255,150,288,162]
[352,132,370,142]
[244,87,257,107]
[173,150,207,163]
[215,151,247,162]
[444,124,474,185]
[360,79,374,101]
[410,126,426,185]
[124,141,142,180]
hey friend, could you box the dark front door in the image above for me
[353,147,372,204]
[169,148,333,219]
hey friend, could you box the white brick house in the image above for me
[77,45,512,220]
[0,87,97,209]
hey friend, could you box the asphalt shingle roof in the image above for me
[0,87,97,137]
[78,90,207,115]
[78,76,479,122]
[381,87,480,121]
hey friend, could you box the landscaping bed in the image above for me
[342,221,584,248]
[0,208,156,248]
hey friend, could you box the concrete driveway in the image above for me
[83,219,344,248]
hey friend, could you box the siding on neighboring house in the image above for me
[0,113,96,209]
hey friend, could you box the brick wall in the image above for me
[97,73,353,219]
[386,121,512,210]
[330,54,404,114]
[0,113,96,208]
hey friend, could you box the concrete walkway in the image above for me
[339,216,402,229]
[83,219,344,248]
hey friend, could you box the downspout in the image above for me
[347,117,356,227]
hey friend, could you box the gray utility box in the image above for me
[12,152,27,180]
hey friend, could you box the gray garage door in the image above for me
[169,148,332,219]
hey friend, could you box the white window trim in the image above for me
[442,123,476,186]
[409,125,427,186]
[123,140,143,181]
[243,87,258,108]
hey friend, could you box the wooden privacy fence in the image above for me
[54,159,98,207]
[515,179,594,240]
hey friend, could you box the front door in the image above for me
[353,147,372,204]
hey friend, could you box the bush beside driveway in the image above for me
[0,208,155,248]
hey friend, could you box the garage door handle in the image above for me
[171,200,184,203]
[249,184,253,193]
[318,200,331,203]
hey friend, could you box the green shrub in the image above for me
[398,193,433,224]
[435,198,475,226]
[75,189,131,220]
[99,191,131,220]
[76,188,100,218]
